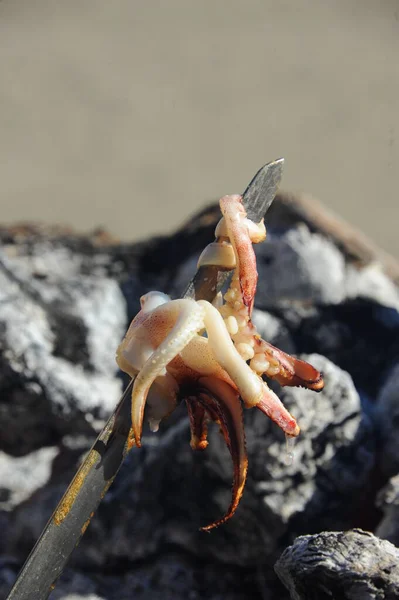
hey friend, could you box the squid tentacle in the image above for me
[258,339,324,391]
[131,299,205,445]
[195,376,247,531]
[219,194,265,315]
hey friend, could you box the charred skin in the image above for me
[256,339,325,392]
[187,377,247,531]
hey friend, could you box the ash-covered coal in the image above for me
[1,193,398,599]
[275,529,399,600]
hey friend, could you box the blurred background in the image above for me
[1,0,398,254]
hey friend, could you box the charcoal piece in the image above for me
[0,558,20,600]
[375,363,399,477]
[45,553,281,600]
[47,570,101,600]
[290,299,399,399]
[275,529,399,600]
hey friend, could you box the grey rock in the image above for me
[275,529,399,600]
[245,355,374,543]
[0,446,58,511]
[346,263,399,311]
[50,571,103,600]
[256,225,346,307]
[376,474,399,547]
[0,248,125,455]
[251,308,296,354]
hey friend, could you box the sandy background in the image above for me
[0,0,398,254]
